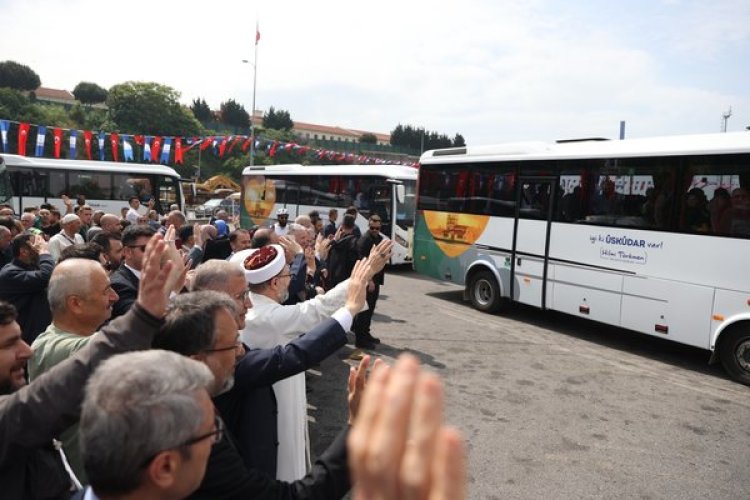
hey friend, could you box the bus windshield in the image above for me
[0,158,11,205]
[396,180,417,229]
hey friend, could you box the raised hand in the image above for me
[345,258,372,317]
[278,236,302,263]
[135,233,175,318]
[366,239,394,278]
[32,234,49,255]
[348,355,379,424]
[348,354,466,500]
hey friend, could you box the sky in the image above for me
[2,0,749,146]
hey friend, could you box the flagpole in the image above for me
[250,21,259,167]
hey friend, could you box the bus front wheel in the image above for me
[468,270,502,313]
[718,325,750,385]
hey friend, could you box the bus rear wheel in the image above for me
[468,270,502,313]
[718,325,750,385]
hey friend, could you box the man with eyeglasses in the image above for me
[154,261,371,498]
[74,350,216,500]
[352,214,388,350]
[110,224,155,320]
[0,234,184,499]
[27,258,119,482]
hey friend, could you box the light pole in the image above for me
[243,21,260,166]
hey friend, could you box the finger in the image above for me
[365,355,420,498]
[400,373,444,499]
[356,355,371,390]
[165,224,175,242]
[429,428,466,500]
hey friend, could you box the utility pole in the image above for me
[721,106,732,132]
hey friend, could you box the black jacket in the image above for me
[325,234,359,289]
[357,231,385,285]
[109,266,139,320]
[0,255,54,343]
[214,317,348,478]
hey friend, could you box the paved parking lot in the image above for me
[308,267,750,499]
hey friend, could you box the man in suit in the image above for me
[352,214,387,349]
[153,284,370,499]
[0,234,54,343]
[110,225,155,319]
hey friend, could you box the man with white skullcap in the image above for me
[273,208,290,237]
[48,213,85,261]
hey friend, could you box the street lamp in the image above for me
[242,53,258,166]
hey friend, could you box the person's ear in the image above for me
[147,450,180,489]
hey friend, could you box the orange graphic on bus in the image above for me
[423,211,489,257]
[243,176,277,224]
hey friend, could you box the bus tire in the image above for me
[468,270,502,313]
[718,325,750,385]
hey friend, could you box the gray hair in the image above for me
[192,260,244,292]
[80,350,214,495]
[47,259,98,313]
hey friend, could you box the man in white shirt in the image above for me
[273,208,290,237]
[48,214,85,261]
[125,197,142,225]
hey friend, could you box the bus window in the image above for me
[68,171,112,200]
[158,175,179,210]
[112,173,152,202]
[48,171,66,197]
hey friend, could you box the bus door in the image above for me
[511,177,556,308]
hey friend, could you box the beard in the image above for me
[279,290,289,304]
[215,375,235,396]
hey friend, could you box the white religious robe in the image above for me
[241,279,353,481]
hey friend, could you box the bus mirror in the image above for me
[396,184,405,203]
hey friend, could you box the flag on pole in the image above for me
[18,123,30,156]
[160,137,171,164]
[33,125,45,156]
[122,135,134,161]
[0,120,8,152]
[110,133,119,162]
[83,131,93,160]
[143,136,152,162]
[53,128,63,158]
[70,130,77,159]
[97,131,105,160]
[200,136,214,151]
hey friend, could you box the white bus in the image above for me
[240,163,417,264]
[0,154,183,215]
[413,132,750,384]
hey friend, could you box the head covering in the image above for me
[276,208,289,216]
[229,244,285,284]
[214,219,229,237]
[61,214,80,225]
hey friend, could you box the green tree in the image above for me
[191,97,212,122]
[0,87,29,118]
[263,106,293,130]
[360,132,377,144]
[453,133,466,147]
[220,99,250,129]
[0,61,41,91]
[72,82,108,105]
[107,81,201,136]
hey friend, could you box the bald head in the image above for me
[167,210,186,229]
[99,214,121,234]
[48,259,116,333]
[48,259,102,313]
[251,228,278,248]
[193,260,245,292]
[20,213,35,229]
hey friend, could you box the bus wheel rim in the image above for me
[737,340,750,372]
[476,280,493,305]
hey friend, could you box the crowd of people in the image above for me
[0,197,466,499]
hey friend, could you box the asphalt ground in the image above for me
[307,267,750,499]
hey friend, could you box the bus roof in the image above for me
[0,154,181,177]
[242,163,417,180]
[420,131,750,164]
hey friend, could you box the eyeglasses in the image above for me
[140,415,224,468]
[204,340,243,353]
[126,244,146,252]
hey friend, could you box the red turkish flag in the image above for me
[134,135,145,146]
[83,130,93,160]
[110,133,119,162]
[17,122,30,156]
[174,137,184,165]
[151,137,162,162]
[200,136,214,151]
[218,136,229,158]
[53,128,63,158]
[269,141,278,158]
[226,136,241,155]
[241,136,253,153]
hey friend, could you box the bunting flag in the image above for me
[241,136,253,153]
[143,136,152,162]
[53,128,63,158]
[110,132,119,162]
[32,125,47,156]
[160,137,171,164]
[218,136,229,157]
[174,137,183,164]
[269,140,278,157]
[226,136,242,155]
[200,136,214,151]
[122,135,134,161]
[17,122,30,156]
[83,130,93,160]
[151,136,162,163]
[98,131,106,160]
[69,129,77,159]
[134,135,145,146]
[0,120,8,152]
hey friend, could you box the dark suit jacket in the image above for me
[202,237,232,262]
[0,255,54,343]
[214,317,348,478]
[326,234,359,289]
[357,231,385,285]
[110,266,139,320]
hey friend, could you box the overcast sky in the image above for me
[2,0,749,145]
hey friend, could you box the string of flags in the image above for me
[0,118,418,168]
